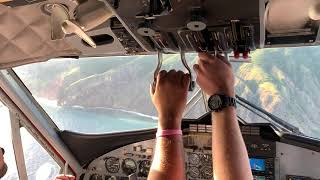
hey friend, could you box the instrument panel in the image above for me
[84,139,155,180]
[83,125,277,180]
[84,135,214,180]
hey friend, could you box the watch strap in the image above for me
[221,95,237,109]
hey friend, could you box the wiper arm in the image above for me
[236,95,302,135]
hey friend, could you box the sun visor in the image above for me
[0,3,81,69]
[266,0,319,34]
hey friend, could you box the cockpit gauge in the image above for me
[188,166,200,178]
[201,166,213,179]
[201,154,212,165]
[89,174,103,180]
[138,160,152,177]
[188,153,201,165]
[122,158,137,175]
[105,157,120,173]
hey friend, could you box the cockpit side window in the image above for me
[0,100,61,180]
[0,102,19,179]
[20,127,60,180]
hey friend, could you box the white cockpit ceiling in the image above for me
[0,2,81,68]
[0,0,131,69]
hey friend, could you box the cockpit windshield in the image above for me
[14,47,320,139]
[14,54,206,134]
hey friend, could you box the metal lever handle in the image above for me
[180,50,195,91]
[152,51,195,92]
[152,51,163,93]
[62,20,97,48]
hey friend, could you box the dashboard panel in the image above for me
[82,124,286,180]
[55,104,320,180]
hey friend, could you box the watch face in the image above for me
[209,95,223,110]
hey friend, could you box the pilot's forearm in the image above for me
[212,107,252,180]
[148,117,185,180]
[148,136,185,180]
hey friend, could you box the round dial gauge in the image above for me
[201,166,213,179]
[122,158,137,175]
[105,157,120,173]
[89,174,103,180]
[201,154,212,165]
[188,166,200,178]
[138,160,152,177]
[188,153,201,165]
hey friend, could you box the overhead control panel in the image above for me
[100,0,320,60]
[106,0,261,60]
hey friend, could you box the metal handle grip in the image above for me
[180,50,195,91]
[152,51,195,92]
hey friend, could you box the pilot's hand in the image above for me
[193,53,235,97]
[0,148,7,178]
[150,70,190,130]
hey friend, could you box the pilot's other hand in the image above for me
[0,147,7,178]
[193,53,235,97]
[150,70,190,130]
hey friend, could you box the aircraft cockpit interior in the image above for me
[0,0,319,180]
[57,96,320,180]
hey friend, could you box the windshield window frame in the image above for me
[0,68,81,174]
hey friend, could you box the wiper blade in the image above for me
[236,95,302,135]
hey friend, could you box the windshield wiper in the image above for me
[236,95,302,135]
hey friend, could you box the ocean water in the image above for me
[0,103,157,180]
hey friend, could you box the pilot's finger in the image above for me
[167,69,176,76]
[193,64,201,75]
[167,70,177,83]
[177,70,184,76]
[177,70,184,77]
[150,84,155,96]
[156,70,167,85]
[217,54,231,67]
[182,73,191,88]
[198,52,215,63]
[157,70,167,80]
[176,70,184,86]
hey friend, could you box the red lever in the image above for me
[243,51,249,59]
[234,51,240,59]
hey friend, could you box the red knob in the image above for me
[234,51,240,59]
[243,51,249,59]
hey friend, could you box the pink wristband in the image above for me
[156,129,182,138]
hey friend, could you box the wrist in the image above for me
[209,87,235,97]
[212,106,236,117]
[158,114,181,130]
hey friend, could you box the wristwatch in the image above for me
[208,94,237,112]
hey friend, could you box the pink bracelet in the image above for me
[156,129,182,138]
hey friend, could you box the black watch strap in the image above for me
[221,95,237,110]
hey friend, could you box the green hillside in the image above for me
[235,47,320,137]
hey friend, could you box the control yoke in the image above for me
[152,51,195,93]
